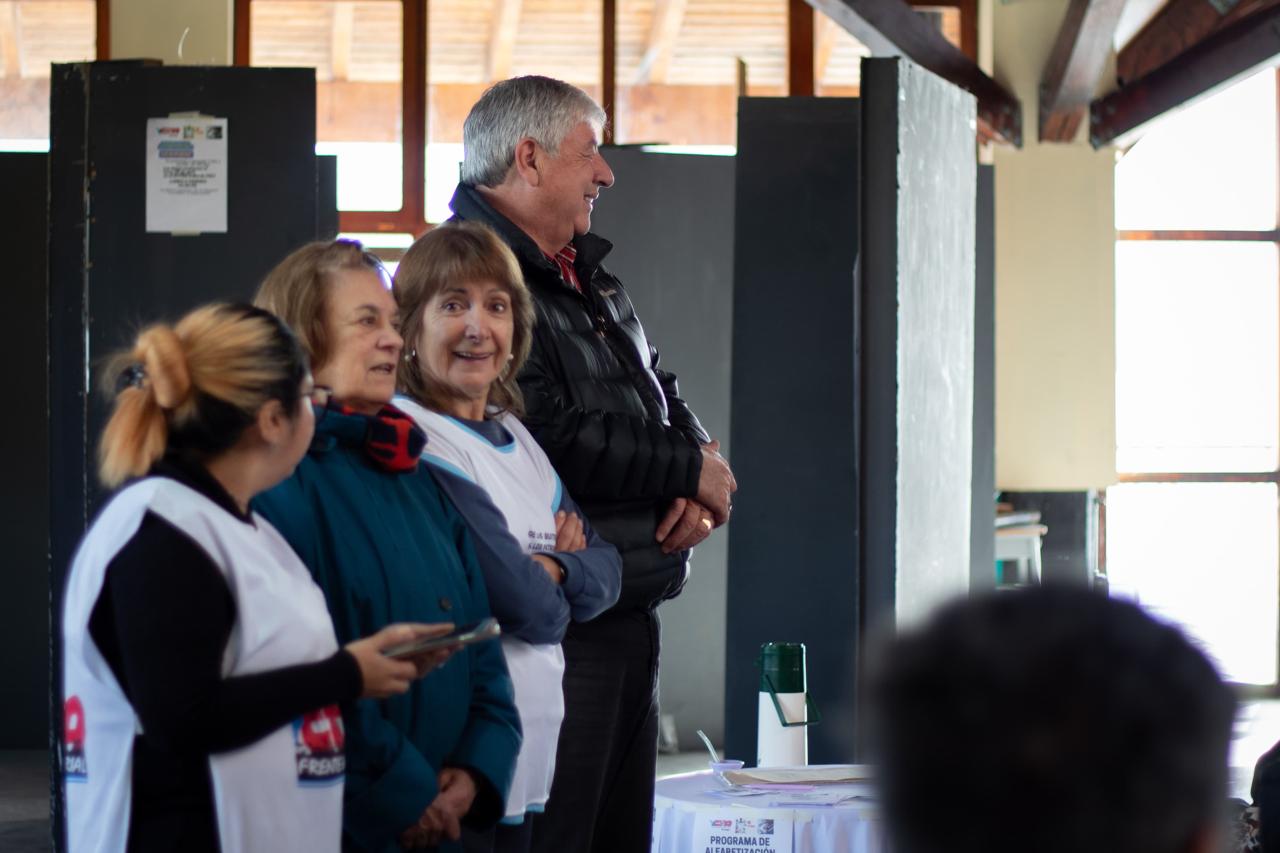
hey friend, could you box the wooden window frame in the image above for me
[97,0,109,59]
[232,0,975,233]
[906,0,977,62]
[233,0,620,233]
[234,0,428,236]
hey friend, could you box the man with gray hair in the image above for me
[448,75,736,852]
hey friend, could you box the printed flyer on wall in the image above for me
[145,116,228,233]
[692,810,794,853]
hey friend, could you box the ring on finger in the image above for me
[699,517,713,531]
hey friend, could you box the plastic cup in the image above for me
[710,758,745,783]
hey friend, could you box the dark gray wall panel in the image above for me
[0,153,50,749]
[50,63,319,570]
[972,164,995,589]
[318,154,339,240]
[589,148,735,747]
[861,58,976,632]
[726,98,862,765]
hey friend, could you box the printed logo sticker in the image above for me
[694,811,793,853]
[64,696,87,781]
[294,706,345,786]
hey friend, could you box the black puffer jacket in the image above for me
[450,184,707,611]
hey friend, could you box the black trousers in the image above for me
[529,608,661,853]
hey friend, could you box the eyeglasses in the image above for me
[308,385,334,420]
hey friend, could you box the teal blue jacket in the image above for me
[254,408,521,853]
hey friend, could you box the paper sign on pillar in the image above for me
[145,116,228,234]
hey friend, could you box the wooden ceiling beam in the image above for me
[635,0,686,85]
[805,0,1023,146]
[909,0,978,62]
[1039,0,1127,142]
[0,2,22,78]
[1116,0,1278,85]
[1090,2,1280,147]
[486,0,522,83]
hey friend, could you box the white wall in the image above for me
[111,0,233,66]
[991,0,1118,491]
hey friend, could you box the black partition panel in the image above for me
[48,62,321,849]
[318,153,339,239]
[725,98,862,765]
[0,153,50,749]
[50,62,319,539]
[589,148,736,747]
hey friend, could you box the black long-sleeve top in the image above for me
[85,457,362,853]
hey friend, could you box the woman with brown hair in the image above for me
[392,222,621,853]
[61,303,448,853]
[251,240,522,853]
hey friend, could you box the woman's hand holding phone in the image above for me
[345,623,457,698]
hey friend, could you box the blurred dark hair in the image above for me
[869,585,1235,853]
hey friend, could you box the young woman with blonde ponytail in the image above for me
[62,303,454,853]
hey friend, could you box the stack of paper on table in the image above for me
[722,765,875,786]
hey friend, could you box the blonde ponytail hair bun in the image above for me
[137,325,192,410]
[98,303,308,490]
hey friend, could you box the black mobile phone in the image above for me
[381,617,501,660]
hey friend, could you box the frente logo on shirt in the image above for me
[294,705,345,785]
[64,696,87,781]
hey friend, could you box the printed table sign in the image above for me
[692,809,794,853]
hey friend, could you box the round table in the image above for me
[652,771,886,853]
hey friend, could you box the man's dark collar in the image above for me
[449,182,614,272]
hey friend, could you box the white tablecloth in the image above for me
[652,771,886,853]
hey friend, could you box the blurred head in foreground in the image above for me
[870,585,1235,853]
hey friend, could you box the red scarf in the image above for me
[335,404,425,474]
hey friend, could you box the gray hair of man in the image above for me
[461,75,608,188]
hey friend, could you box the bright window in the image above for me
[1107,483,1279,684]
[1115,241,1279,473]
[251,1,404,212]
[1112,67,1280,686]
[1116,71,1277,231]
[0,0,97,151]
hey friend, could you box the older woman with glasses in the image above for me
[252,241,521,853]
[392,222,621,853]
[62,303,449,853]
